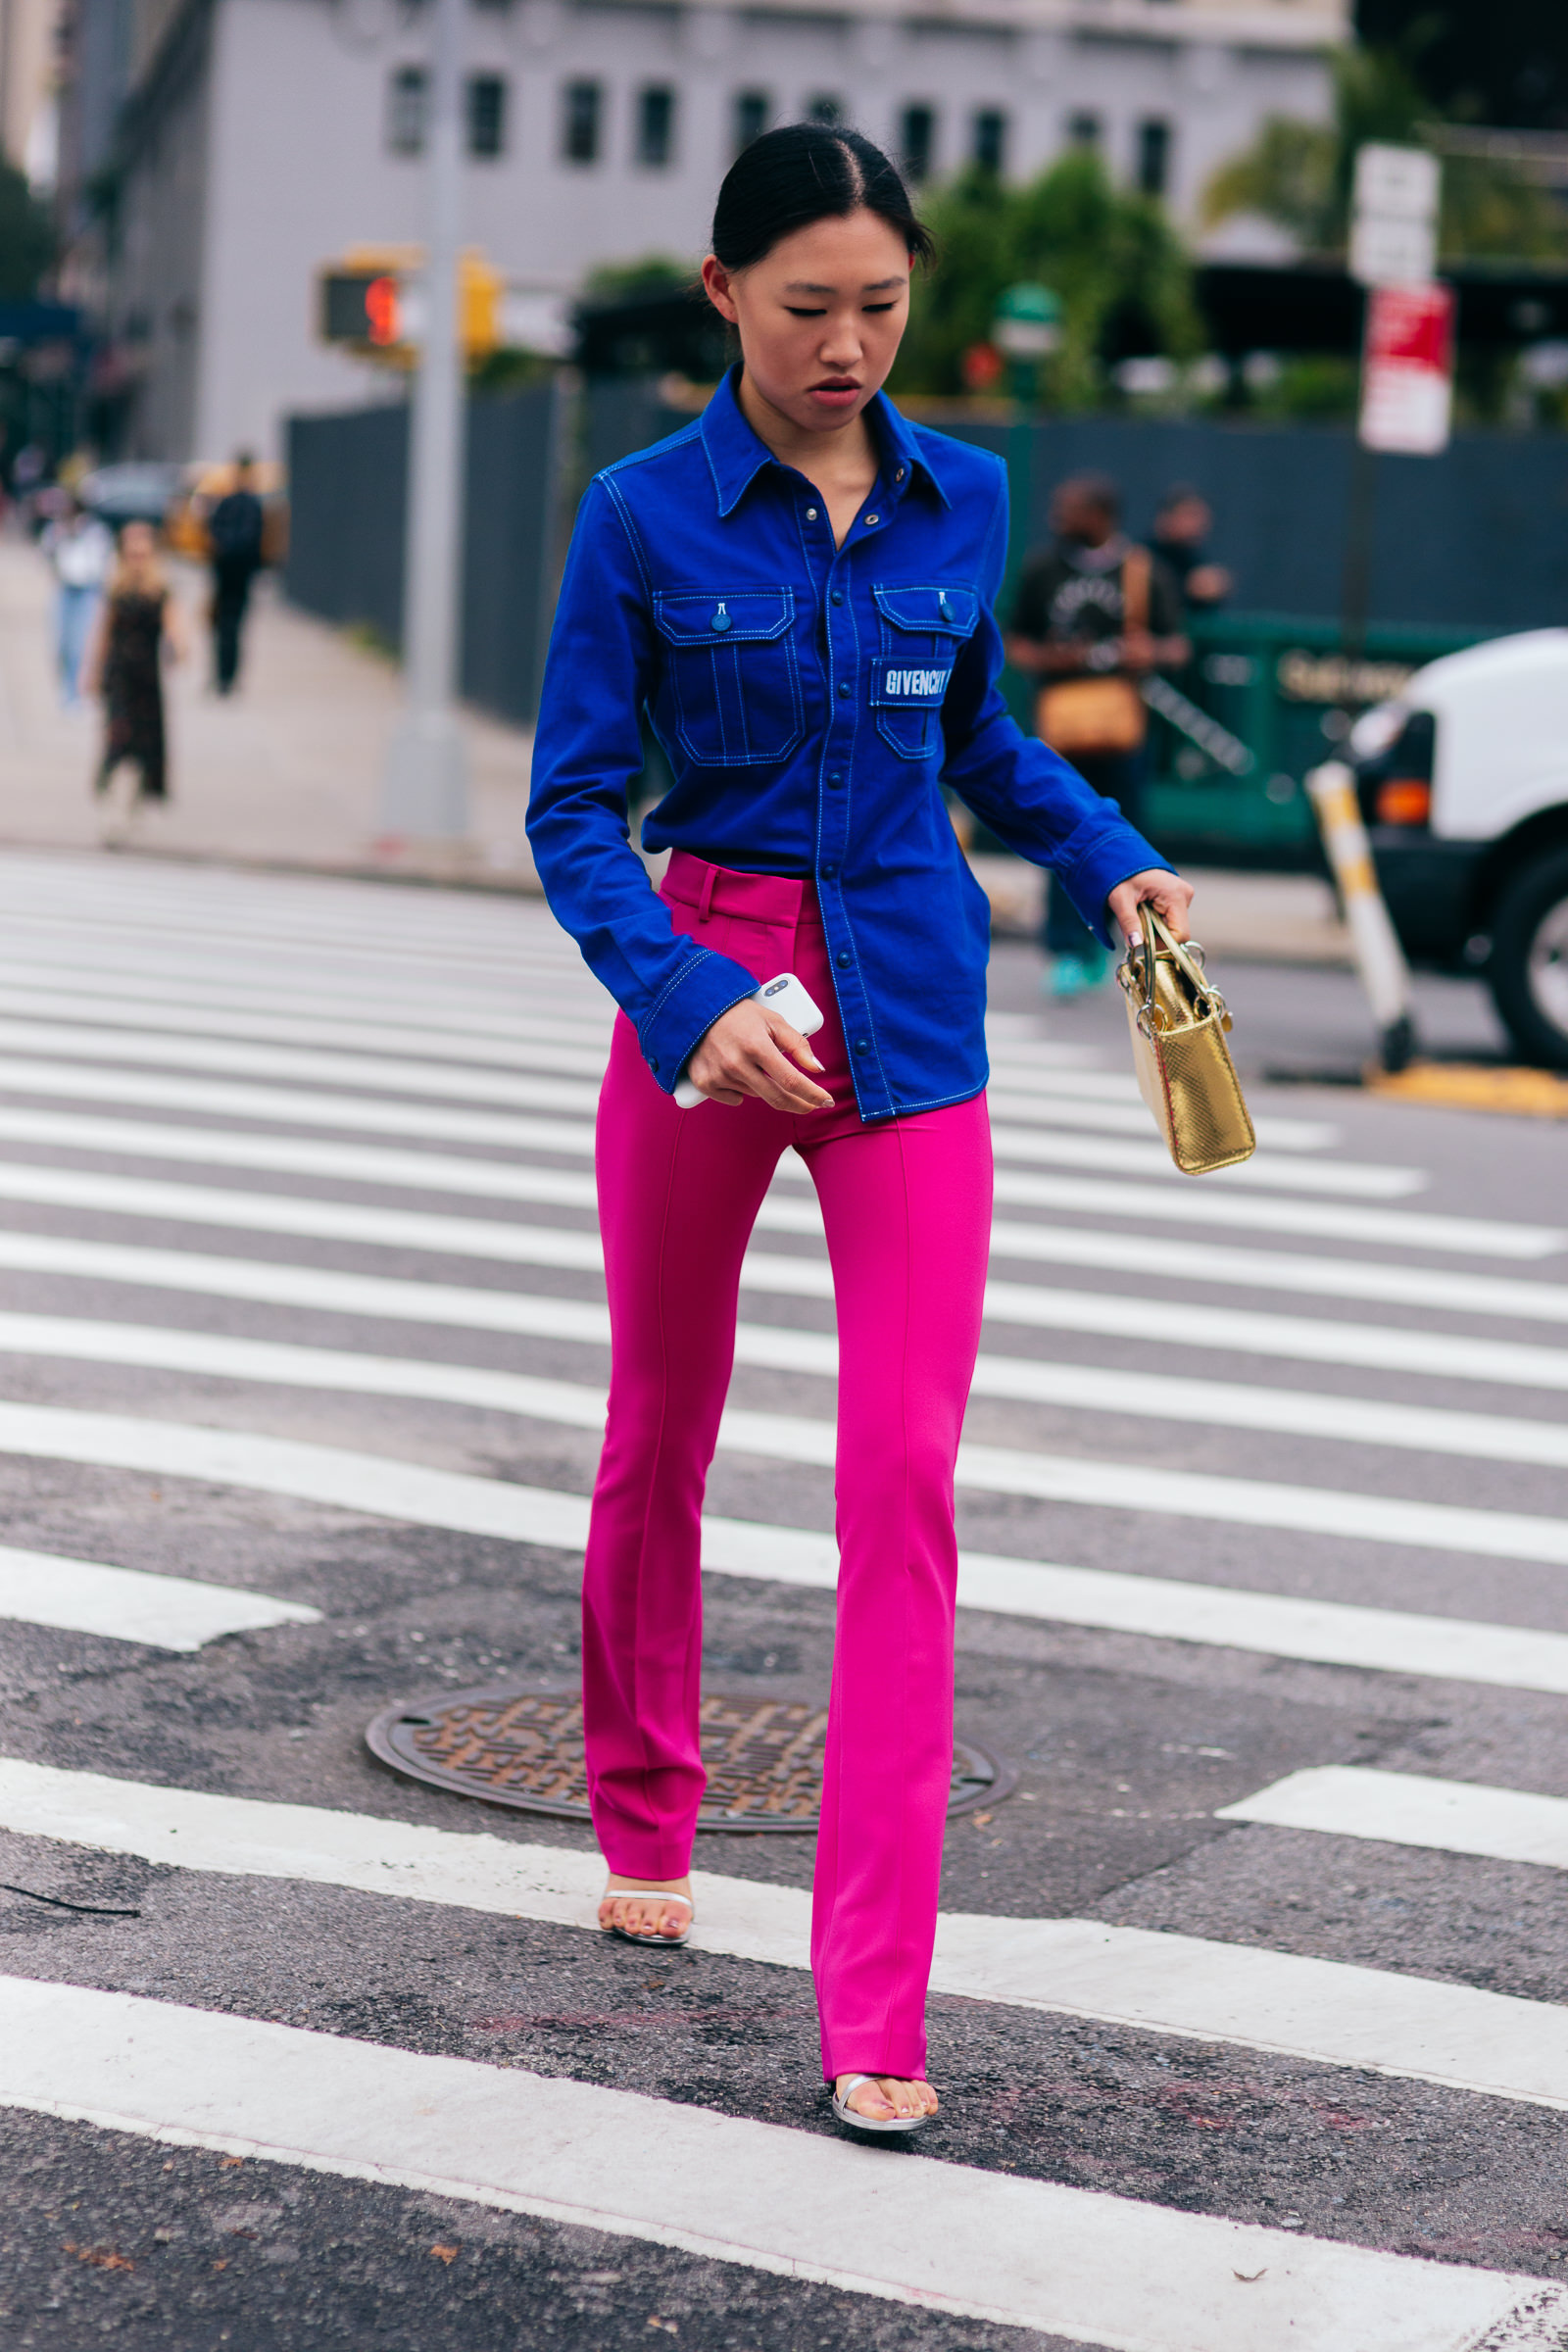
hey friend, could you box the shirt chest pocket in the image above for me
[652,588,804,768]
[870,584,980,760]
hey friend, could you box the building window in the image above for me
[971,106,1006,174]
[467,74,508,158]
[807,93,844,126]
[388,65,427,157]
[636,83,676,168]
[899,102,935,183]
[733,88,770,153]
[562,77,602,164]
[1136,117,1171,197]
[1067,111,1102,150]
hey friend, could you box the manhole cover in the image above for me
[367,1684,1013,1833]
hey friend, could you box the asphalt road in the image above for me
[0,851,1566,2352]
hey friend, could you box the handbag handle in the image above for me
[1135,902,1226,1029]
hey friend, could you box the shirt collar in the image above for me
[700,365,953,517]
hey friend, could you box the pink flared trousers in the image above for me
[583,853,993,2083]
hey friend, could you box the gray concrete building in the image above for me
[59,0,1346,462]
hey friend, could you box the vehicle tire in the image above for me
[1488,843,1568,1070]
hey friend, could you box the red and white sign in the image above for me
[1359,281,1456,456]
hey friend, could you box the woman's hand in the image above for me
[1106,868,1196,950]
[682,1000,834,1113]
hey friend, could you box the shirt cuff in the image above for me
[637,947,760,1094]
[1057,817,1175,949]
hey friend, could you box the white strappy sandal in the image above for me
[830,2075,933,2140]
[600,1888,694,1948]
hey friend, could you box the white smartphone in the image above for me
[674,970,825,1107]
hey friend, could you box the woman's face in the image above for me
[120,521,156,565]
[703,208,911,435]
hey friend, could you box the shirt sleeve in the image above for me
[940,463,1175,946]
[525,475,760,1091]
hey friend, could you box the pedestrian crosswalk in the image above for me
[11,1755,1568,2115]
[0,849,1565,2350]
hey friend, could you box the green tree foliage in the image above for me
[581,255,694,304]
[1201,46,1568,264]
[0,159,54,301]
[893,151,1201,407]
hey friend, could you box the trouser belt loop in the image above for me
[697,861,719,922]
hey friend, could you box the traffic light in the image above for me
[317,253,503,360]
[319,270,403,348]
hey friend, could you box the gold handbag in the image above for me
[1116,906,1256,1175]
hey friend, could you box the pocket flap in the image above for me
[653,589,795,644]
[873,584,979,636]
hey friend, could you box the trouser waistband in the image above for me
[662,851,822,928]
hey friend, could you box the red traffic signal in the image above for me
[318,270,402,348]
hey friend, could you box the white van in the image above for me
[1348,629,1568,1067]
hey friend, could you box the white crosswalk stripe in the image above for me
[0,1096,1544,1253]
[0,1545,318,1648]
[1220,1766,1568,1870]
[2,856,1566,2346]
[3,1294,1566,1474]
[1,1217,1563,1395]
[0,1146,1560,1326]
[4,1977,1559,2350]
[0,1360,1564,1564]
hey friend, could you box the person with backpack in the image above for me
[205,454,267,695]
[1006,474,1189,996]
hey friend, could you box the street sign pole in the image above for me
[1341,144,1444,665]
[380,0,469,840]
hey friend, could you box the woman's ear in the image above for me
[701,255,740,324]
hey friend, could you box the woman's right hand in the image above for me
[682,1000,833,1112]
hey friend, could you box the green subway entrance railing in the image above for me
[998,612,1495,870]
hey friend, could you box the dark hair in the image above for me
[1058,471,1122,522]
[710,122,935,273]
[1155,481,1203,514]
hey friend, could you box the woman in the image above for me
[42,497,114,708]
[527,123,1194,2139]
[83,520,186,813]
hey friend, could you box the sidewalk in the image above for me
[0,535,1350,960]
[0,537,535,887]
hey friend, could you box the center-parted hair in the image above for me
[710,122,936,273]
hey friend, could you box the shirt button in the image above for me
[831,591,844,605]
[827,769,843,787]
[837,681,850,697]
[821,862,836,879]
[650,1058,661,1073]
[710,607,731,632]
[855,1038,869,1052]
[836,951,851,968]
[806,507,818,520]
[863,514,879,526]
[895,466,906,481]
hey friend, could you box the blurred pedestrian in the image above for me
[1006,474,1188,995]
[41,498,114,708]
[1152,483,1232,612]
[83,522,187,826]
[205,452,266,695]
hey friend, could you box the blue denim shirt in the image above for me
[527,368,1169,1120]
